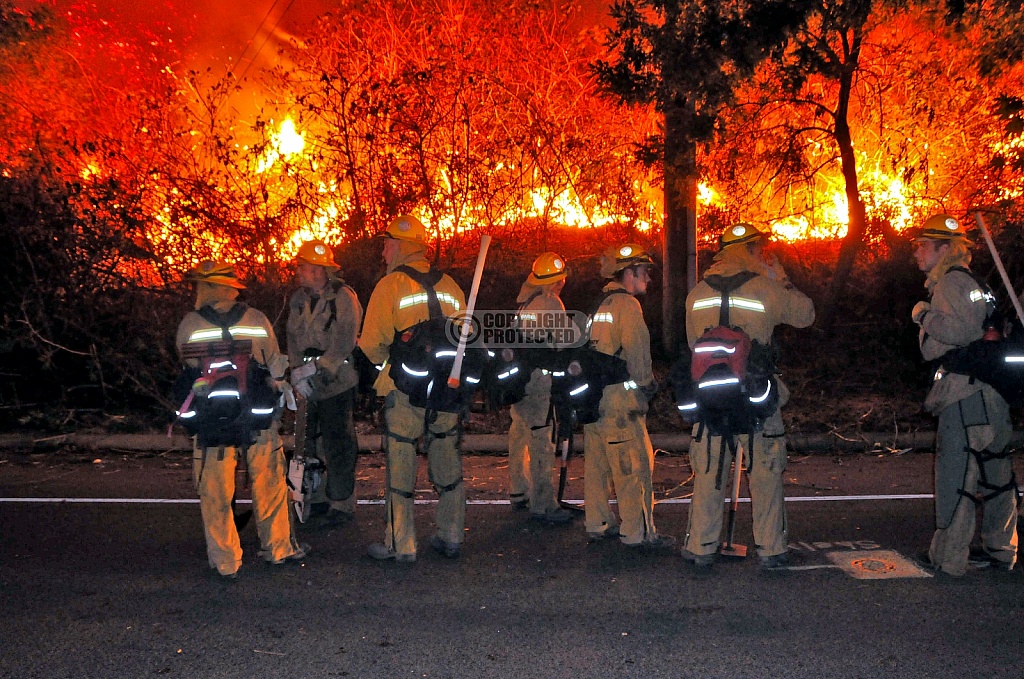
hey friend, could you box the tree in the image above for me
[595,0,806,354]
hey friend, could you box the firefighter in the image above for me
[583,244,674,548]
[358,215,468,562]
[287,239,364,526]
[176,261,306,579]
[682,224,814,570]
[911,214,1017,575]
[508,252,573,524]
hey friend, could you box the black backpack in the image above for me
[387,266,487,412]
[172,304,278,448]
[936,267,1024,407]
[486,291,544,407]
[671,272,778,437]
[546,289,631,425]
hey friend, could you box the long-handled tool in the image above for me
[974,211,1024,322]
[448,234,491,389]
[720,436,747,559]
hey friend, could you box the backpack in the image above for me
[936,268,1024,408]
[547,289,631,425]
[173,304,278,449]
[486,291,542,407]
[387,266,487,412]
[672,272,778,436]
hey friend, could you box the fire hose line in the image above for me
[2,431,1021,453]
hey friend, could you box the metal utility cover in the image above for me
[826,549,932,579]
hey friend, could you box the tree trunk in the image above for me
[661,98,698,357]
[822,66,867,332]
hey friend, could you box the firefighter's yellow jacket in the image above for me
[359,255,466,396]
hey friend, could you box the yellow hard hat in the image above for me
[382,214,428,243]
[601,243,654,278]
[527,251,568,286]
[910,214,971,241]
[188,260,245,289]
[719,223,766,250]
[296,239,339,269]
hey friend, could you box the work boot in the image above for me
[759,552,791,570]
[680,547,717,569]
[530,508,574,525]
[586,524,620,543]
[429,535,461,559]
[308,501,330,517]
[510,495,528,511]
[367,543,416,563]
[629,534,677,551]
[320,508,354,527]
[968,547,1015,572]
[270,542,311,565]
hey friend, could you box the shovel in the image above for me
[720,436,747,559]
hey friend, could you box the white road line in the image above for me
[0,494,935,505]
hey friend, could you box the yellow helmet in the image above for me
[527,251,568,286]
[719,223,766,250]
[382,214,428,243]
[600,243,654,278]
[296,239,339,269]
[910,214,971,241]
[188,260,245,289]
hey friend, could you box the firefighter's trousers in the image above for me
[192,427,297,575]
[382,390,464,557]
[685,409,788,559]
[306,387,359,512]
[929,388,1017,576]
[583,384,657,545]
[508,371,557,514]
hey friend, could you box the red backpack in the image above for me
[672,271,777,436]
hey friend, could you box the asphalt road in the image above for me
[1,451,1022,679]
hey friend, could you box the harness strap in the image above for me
[704,271,758,327]
[714,435,727,490]
[386,429,419,446]
[388,486,416,499]
[394,265,445,320]
[196,303,249,342]
[433,477,463,495]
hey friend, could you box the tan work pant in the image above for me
[192,427,296,575]
[508,370,558,514]
[929,390,1017,575]
[685,410,788,558]
[583,384,657,545]
[382,390,464,557]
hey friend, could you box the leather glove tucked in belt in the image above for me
[291,361,317,382]
[293,377,314,399]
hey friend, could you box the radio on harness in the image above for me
[172,304,278,448]
[387,266,487,412]
[672,272,778,436]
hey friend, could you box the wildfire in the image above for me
[256,118,306,174]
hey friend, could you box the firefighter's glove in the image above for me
[267,354,289,380]
[291,361,317,383]
[293,377,314,399]
[912,301,931,325]
[639,379,659,403]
